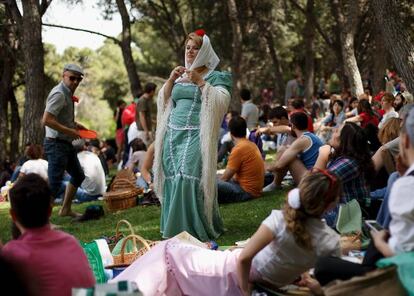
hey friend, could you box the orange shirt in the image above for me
[227,139,265,197]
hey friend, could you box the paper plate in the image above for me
[79,129,98,139]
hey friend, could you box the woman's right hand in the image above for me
[169,66,186,82]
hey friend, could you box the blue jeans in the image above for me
[61,181,101,203]
[43,138,85,198]
[10,166,21,182]
[217,180,253,204]
[136,176,149,190]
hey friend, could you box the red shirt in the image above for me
[359,112,379,128]
[2,225,95,296]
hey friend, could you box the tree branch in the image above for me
[40,0,53,16]
[42,23,121,45]
[4,0,22,25]
[288,0,334,47]
[288,0,305,14]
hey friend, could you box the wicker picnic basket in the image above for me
[112,234,152,265]
[110,219,158,250]
[103,171,143,212]
[114,168,136,183]
[109,219,135,248]
[107,220,159,270]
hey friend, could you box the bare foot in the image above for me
[58,209,82,218]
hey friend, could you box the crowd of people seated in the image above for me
[1,70,414,294]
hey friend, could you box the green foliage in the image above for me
[95,40,131,108]
[132,21,176,77]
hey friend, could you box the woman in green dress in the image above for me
[154,30,232,241]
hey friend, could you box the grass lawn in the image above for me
[0,150,286,246]
[0,189,287,246]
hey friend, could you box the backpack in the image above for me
[121,103,136,127]
[248,130,265,159]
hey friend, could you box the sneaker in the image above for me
[262,182,281,193]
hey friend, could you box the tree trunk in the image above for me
[116,0,143,98]
[227,0,243,112]
[372,25,386,94]
[18,0,46,145]
[9,90,21,162]
[372,0,414,93]
[0,81,8,165]
[249,0,284,104]
[333,0,364,97]
[0,22,10,165]
[303,0,315,104]
[263,30,285,104]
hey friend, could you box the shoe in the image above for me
[138,191,160,206]
[74,205,105,222]
[262,182,281,193]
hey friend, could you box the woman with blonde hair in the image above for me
[112,170,341,295]
[153,30,232,241]
[378,117,402,145]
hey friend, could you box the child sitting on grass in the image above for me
[111,169,342,295]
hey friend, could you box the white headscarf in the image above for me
[179,34,219,81]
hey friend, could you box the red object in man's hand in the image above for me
[72,96,79,103]
[78,129,98,139]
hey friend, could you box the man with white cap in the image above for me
[42,63,86,217]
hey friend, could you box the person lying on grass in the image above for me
[110,169,342,296]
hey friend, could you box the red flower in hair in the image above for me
[195,29,205,37]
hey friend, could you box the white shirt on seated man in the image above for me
[372,106,414,256]
[71,139,106,202]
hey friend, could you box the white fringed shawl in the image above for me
[153,81,230,225]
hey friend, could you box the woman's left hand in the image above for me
[186,69,205,87]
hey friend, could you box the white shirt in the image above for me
[388,163,414,254]
[220,128,250,144]
[125,151,147,172]
[241,100,259,130]
[252,210,340,287]
[77,151,106,195]
[127,122,139,144]
[20,159,48,180]
[378,108,399,129]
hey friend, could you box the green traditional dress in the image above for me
[160,71,232,241]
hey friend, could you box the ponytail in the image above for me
[283,170,342,250]
[284,204,313,249]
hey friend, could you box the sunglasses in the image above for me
[68,75,83,83]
